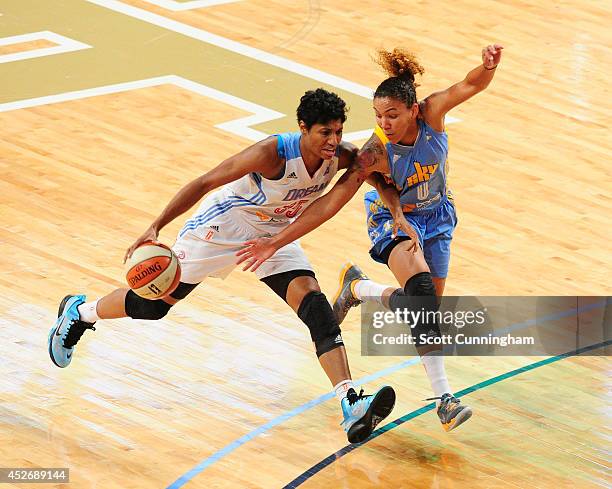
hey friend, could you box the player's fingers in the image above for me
[242,258,255,271]
[235,246,251,257]
[124,246,135,263]
[405,237,413,252]
[485,45,496,62]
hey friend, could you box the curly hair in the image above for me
[373,48,425,107]
[296,88,347,129]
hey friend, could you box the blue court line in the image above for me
[283,339,611,488]
[166,299,609,488]
[165,357,421,489]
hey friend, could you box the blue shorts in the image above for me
[364,190,457,278]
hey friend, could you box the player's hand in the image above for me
[236,237,278,272]
[124,227,159,263]
[482,44,504,69]
[391,215,419,253]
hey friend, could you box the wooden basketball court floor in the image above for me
[0,1,610,487]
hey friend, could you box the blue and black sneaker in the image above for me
[341,386,396,443]
[48,295,96,368]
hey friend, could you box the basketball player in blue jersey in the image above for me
[238,44,504,432]
[47,89,398,444]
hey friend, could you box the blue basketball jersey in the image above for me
[374,119,449,213]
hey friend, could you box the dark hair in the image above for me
[297,88,347,129]
[373,48,425,107]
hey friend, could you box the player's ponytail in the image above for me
[373,48,424,106]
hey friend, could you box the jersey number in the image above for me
[417,182,429,201]
[274,200,308,218]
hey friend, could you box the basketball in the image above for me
[124,241,181,299]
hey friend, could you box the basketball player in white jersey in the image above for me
[47,89,396,444]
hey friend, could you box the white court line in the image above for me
[0,72,366,142]
[0,75,283,141]
[174,77,284,140]
[142,0,240,11]
[1,2,458,141]
[86,0,459,137]
[0,31,91,64]
[87,0,376,99]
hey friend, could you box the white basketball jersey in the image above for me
[179,132,339,240]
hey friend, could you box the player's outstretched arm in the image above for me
[236,163,367,271]
[124,137,279,261]
[423,44,503,131]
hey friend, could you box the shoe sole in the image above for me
[444,406,473,432]
[347,386,396,444]
[48,295,74,368]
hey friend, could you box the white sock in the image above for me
[333,379,355,402]
[421,352,452,406]
[77,300,100,323]
[353,280,389,305]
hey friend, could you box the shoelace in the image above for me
[424,395,460,411]
[63,320,96,348]
[347,388,369,406]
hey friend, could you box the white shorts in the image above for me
[172,195,313,284]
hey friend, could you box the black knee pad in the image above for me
[388,272,437,308]
[405,272,437,296]
[297,291,343,357]
[260,269,316,303]
[388,288,406,311]
[389,273,441,347]
[125,290,172,320]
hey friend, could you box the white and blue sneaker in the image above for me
[341,386,396,443]
[48,295,96,368]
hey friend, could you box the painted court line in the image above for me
[87,0,459,136]
[283,339,611,488]
[165,357,422,489]
[0,75,284,142]
[87,0,373,98]
[3,1,458,141]
[142,0,241,10]
[0,72,376,143]
[0,72,393,143]
[0,31,91,64]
